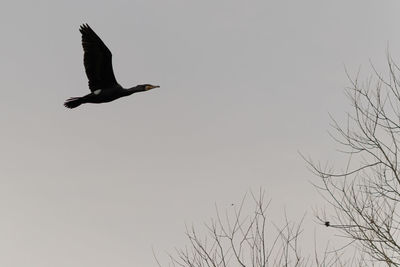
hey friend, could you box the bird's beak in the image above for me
[145,85,160,90]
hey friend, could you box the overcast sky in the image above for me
[1,0,400,266]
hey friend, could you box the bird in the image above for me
[64,24,159,109]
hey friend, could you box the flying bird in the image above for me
[64,24,159,109]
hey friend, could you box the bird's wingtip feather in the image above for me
[79,23,90,31]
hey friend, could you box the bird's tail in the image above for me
[64,97,84,109]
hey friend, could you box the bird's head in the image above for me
[140,84,160,91]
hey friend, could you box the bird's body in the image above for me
[64,24,159,109]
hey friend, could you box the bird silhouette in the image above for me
[64,24,159,109]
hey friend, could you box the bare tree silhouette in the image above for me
[155,190,351,267]
[153,53,400,267]
[305,52,400,266]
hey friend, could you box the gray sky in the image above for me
[1,0,400,266]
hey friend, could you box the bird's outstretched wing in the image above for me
[80,24,118,91]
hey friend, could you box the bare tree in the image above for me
[155,190,350,267]
[154,54,400,267]
[305,52,400,266]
